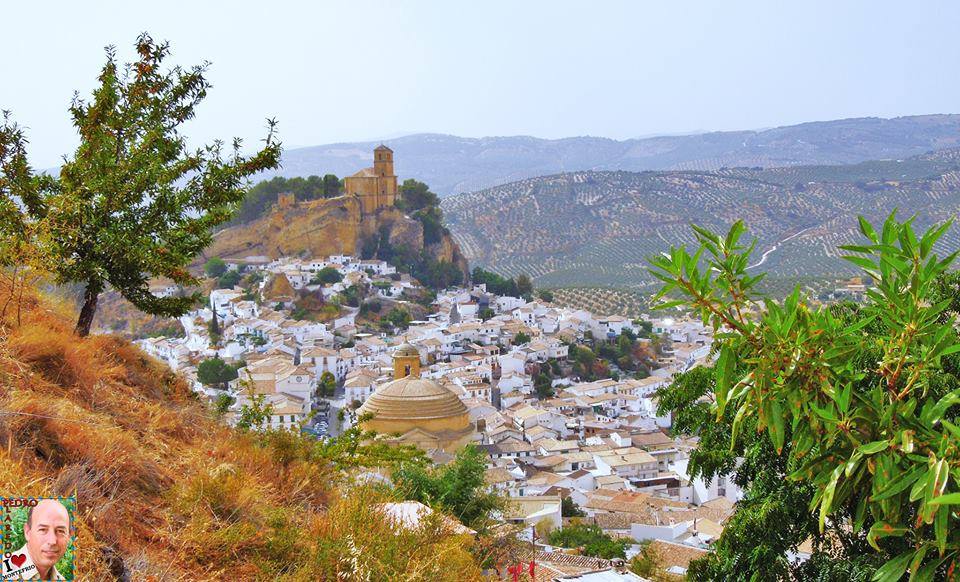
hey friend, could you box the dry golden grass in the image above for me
[0,283,485,581]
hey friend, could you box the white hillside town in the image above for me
[137,253,746,579]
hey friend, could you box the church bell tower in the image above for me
[393,343,421,379]
[374,144,394,177]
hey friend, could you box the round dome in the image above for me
[358,376,467,421]
[394,343,420,358]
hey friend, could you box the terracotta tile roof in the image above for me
[584,489,688,515]
[647,540,709,572]
[591,511,646,530]
[701,496,735,511]
[350,167,378,178]
[532,550,612,575]
[484,467,516,485]
[630,431,675,449]
[527,471,567,487]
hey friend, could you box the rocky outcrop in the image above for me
[204,195,469,278]
[427,232,470,276]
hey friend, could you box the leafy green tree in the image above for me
[322,173,342,198]
[393,180,449,247]
[385,307,411,330]
[214,392,235,416]
[516,273,533,297]
[291,306,309,321]
[394,444,504,531]
[397,179,440,212]
[0,34,281,336]
[471,267,519,297]
[217,269,243,289]
[550,359,562,376]
[422,258,463,289]
[534,373,554,399]
[546,523,629,559]
[0,113,34,263]
[311,266,343,285]
[415,206,446,246]
[313,412,429,471]
[537,289,554,303]
[634,319,654,337]
[479,307,495,321]
[236,392,274,432]
[197,356,238,389]
[513,331,531,345]
[318,371,336,398]
[571,345,597,380]
[0,114,54,329]
[340,284,362,307]
[229,174,336,225]
[208,307,221,344]
[658,366,825,580]
[561,496,586,517]
[204,257,228,278]
[649,214,960,581]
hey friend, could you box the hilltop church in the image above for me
[343,145,399,214]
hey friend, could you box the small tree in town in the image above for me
[216,269,243,289]
[204,257,228,278]
[317,371,337,398]
[534,373,554,399]
[561,496,586,517]
[197,356,238,390]
[311,266,343,285]
[0,34,281,336]
[547,523,630,559]
[385,307,411,330]
[516,273,533,297]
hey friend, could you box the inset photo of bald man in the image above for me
[0,497,75,581]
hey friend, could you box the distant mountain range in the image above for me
[441,149,960,289]
[269,115,960,195]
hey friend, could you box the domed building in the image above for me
[357,343,475,453]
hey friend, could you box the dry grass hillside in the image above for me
[0,284,483,581]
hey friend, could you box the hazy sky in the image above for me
[3,1,959,167]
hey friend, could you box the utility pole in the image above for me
[529,524,538,580]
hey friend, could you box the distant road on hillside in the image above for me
[441,149,960,288]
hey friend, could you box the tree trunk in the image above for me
[75,280,103,337]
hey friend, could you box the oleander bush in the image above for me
[650,214,960,580]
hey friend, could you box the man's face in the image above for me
[24,500,70,574]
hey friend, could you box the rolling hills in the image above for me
[268,115,960,195]
[441,149,960,290]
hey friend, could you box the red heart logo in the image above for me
[10,554,25,567]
